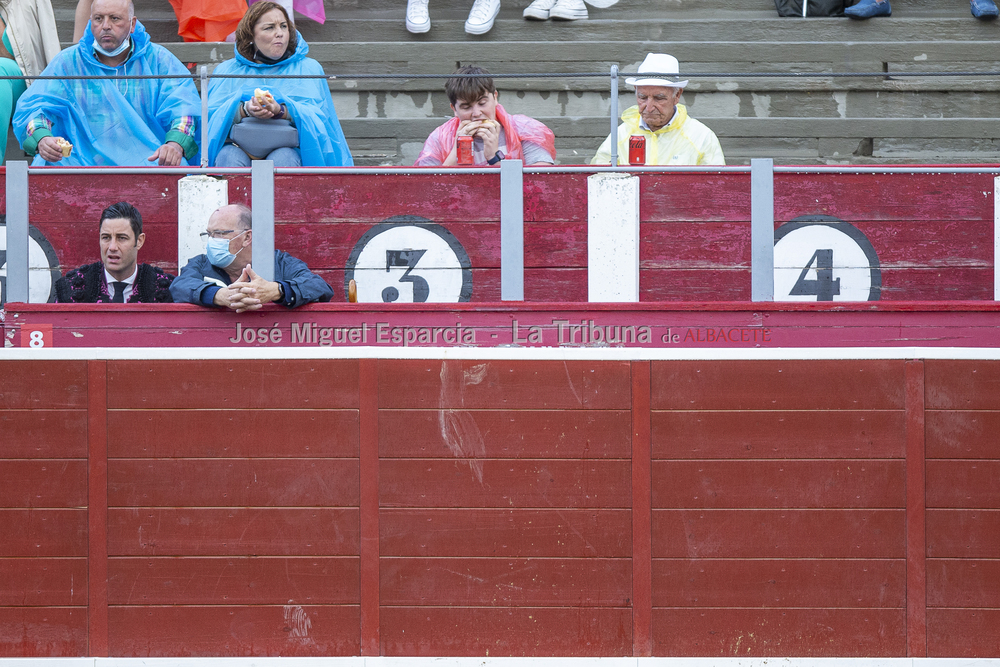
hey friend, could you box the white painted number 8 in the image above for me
[29,330,44,348]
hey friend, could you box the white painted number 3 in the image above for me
[773,216,881,302]
[345,218,473,303]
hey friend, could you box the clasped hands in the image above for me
[213,266,282,313]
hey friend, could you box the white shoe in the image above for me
[523,0,557,19]
[406,0,431,33]
[549,0,588,19]
[465,0,501,33]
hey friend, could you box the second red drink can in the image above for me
[628,135,646,165]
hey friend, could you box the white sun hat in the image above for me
[625,53,689,89]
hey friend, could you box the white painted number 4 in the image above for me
[774,217,881,302]
[790,249,840,301]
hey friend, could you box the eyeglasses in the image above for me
[200,229,238,239]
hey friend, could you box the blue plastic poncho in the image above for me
[13,20,201,166]
[206,34,353,167]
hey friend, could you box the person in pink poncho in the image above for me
[416,65,556,167]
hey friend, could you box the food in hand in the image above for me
[55,137,73,157]
[254,88,275,105]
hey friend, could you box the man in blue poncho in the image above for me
[13,0,201,166]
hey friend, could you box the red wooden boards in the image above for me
[103,360,362,656]
[376,360,633,656]
[650,360,907,656]
[0,361,89,656]
[7,170,997,303]
[1,357,999,657]
[924,360,1000,658]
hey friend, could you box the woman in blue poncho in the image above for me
[207,1,353,167]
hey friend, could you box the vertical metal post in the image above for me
[610,64,619,168]
[5,160,29,303]
[251,160,275,281]
[199,66,209,167]
[994,175,999,300]
[500,158,524,301]
[751,157,775,302]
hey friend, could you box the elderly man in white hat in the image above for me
[591,53,725,166]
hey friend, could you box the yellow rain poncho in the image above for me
[591,103,725,166]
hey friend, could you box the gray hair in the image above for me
[234,204,253,230]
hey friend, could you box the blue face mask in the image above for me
[93,35,132,58]
[206,230,248,268]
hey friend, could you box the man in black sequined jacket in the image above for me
[55,201,174,303]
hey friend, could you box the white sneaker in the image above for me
[523,0,557,19]
[549,0,588,19]
[465,0,501,33]
[406,0,431,33]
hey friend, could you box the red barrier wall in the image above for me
[2,358,998,658]
[4,169,996,302]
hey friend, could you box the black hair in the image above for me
[100,201,143,239]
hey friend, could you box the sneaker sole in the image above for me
[406,17,431,32]
[465,14,499,33]
[523,9,550,18]
[549,8,588,18]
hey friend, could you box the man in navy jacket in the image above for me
[170,204,333,312]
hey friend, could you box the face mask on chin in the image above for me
[206,230,248,268]
[93,35,132,58]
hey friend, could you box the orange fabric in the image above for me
[168,0,247,42]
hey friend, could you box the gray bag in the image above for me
[228,116,299,160]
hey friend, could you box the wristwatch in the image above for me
[487,150,504,165]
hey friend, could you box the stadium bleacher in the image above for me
[21,0,1000,166]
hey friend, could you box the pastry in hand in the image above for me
[55,137,73,157]
[254,88,275,105]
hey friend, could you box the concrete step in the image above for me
[56,0,997,43]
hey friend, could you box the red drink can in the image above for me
[628,135,646,165]
[457,136,474,165]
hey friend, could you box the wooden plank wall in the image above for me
[649,361,908,656]
[0,361,89,655]
[924,361,1000,656]
[2,171,995,303]
[2,357,999,657]
[103,360,363,656]
[375,360,633,655]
